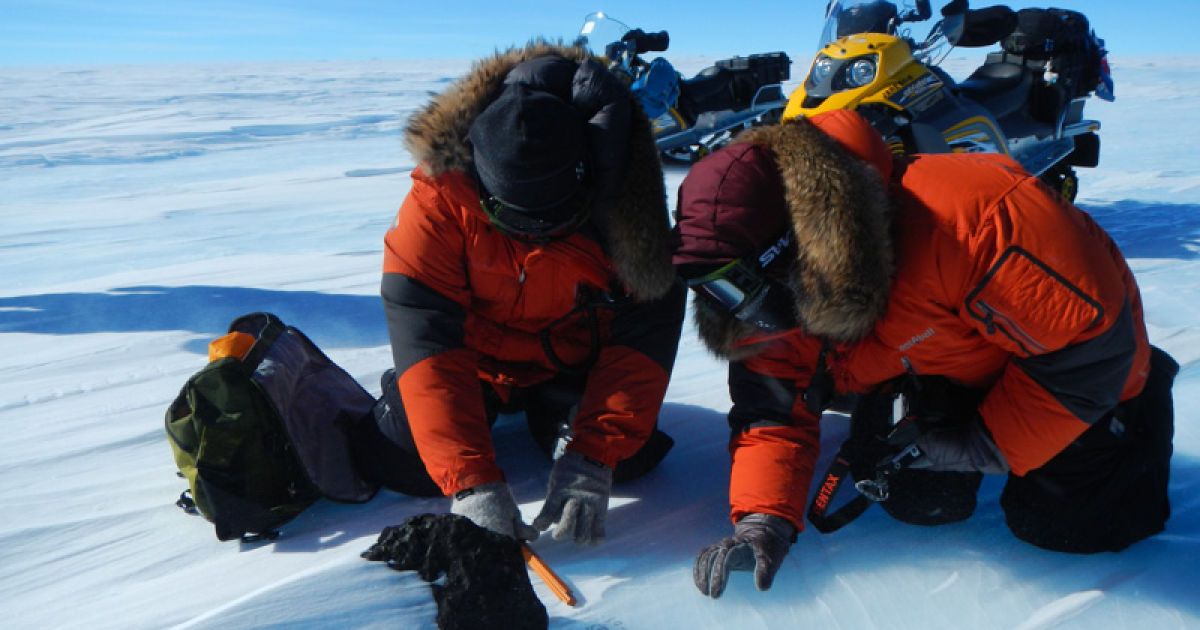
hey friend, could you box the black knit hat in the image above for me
[469,83,588,228]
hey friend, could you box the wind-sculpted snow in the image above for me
[0,58,1197,629]
[0,61,468,171]
[0,116,405,169]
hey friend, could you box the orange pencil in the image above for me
[521,543,577,607]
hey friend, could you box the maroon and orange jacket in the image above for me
[679,111,1150,529]
[383,44,682,496]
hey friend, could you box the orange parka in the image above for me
[680,111,1150,529]
[383,44,682,496]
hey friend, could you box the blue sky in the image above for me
[0,0,1193,66]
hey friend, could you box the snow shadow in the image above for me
[263,402,734,619]
[542,401,1200,623]
[514,402,737,617]
[259,407,576,556]
[202,401,1200,624]
[0,285,386,349]
[264,491,449,556]
[1082,200,1200,260]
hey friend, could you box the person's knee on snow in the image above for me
[1001,346,1178,553]
[349,369,441,498]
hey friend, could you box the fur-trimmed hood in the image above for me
[403,41,675,301]
[685,112,896,358]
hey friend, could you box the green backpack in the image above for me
[166,312,378,541]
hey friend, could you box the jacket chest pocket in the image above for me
[964,246,1103,357]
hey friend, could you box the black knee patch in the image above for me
[348,370,441,497]
[613,429,675,484]
[1000,347,1177,553]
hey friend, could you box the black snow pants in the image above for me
[878,346,1178,553]
[349,369,675,497]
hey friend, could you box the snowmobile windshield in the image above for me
[819,1,939,45]
[576,12,635,55]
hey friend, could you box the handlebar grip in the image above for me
[641,30,670,53]
[623,29,670,54]
[940,0,965,17]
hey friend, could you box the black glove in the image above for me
[693,513,795,599]
[881,378,1005,475]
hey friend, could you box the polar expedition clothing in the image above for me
[359,44,684,507]
[673,109,1175,554]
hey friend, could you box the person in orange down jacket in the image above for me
[672,109,1178,598]
[351,42,685,546]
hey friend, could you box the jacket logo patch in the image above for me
[898,327,935,352]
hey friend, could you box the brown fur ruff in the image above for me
[695,118,894,358]
[403,41,675,301]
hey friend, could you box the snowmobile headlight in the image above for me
[846,57,877,87]
[809,55,836,86]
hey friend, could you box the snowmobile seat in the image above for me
[678,67,739,123]
[957,62,1031,120]
[678,53,789,124]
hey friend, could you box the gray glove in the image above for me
[532,450,613,544]
[450,481,539,541]
[694,513,795,599]
[910,418,1009,475]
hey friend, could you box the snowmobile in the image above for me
[577,12,792,162]
[785,0,1114,201]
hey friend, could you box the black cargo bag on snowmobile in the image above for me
[165,312,379,541]
[1001,8,1103,100]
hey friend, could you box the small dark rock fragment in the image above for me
[363,513,548,630]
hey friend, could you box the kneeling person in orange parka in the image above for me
[353,44,685,547]
[672,110,1177,598]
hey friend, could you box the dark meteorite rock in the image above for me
[362,513,548,630]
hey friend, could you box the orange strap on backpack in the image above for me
[208,331,256,362]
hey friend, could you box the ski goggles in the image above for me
[687,261,796,332]
[687,258,765,314]
[479,162,592,243]
[685,231,796,331]
[482,194,591,243]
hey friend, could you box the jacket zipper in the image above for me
[975,300,1048,354]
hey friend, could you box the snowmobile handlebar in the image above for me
[621,29,670,55]
[939,0,966,18]
[898,0,935,24]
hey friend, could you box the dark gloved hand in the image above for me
[694,513,795,598]
[450,481,539,541]
[910,417,1009,475]
[533,450,613,544]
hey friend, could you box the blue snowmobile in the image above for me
[577,12,792,163]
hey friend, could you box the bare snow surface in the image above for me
[2,57,1199,629]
